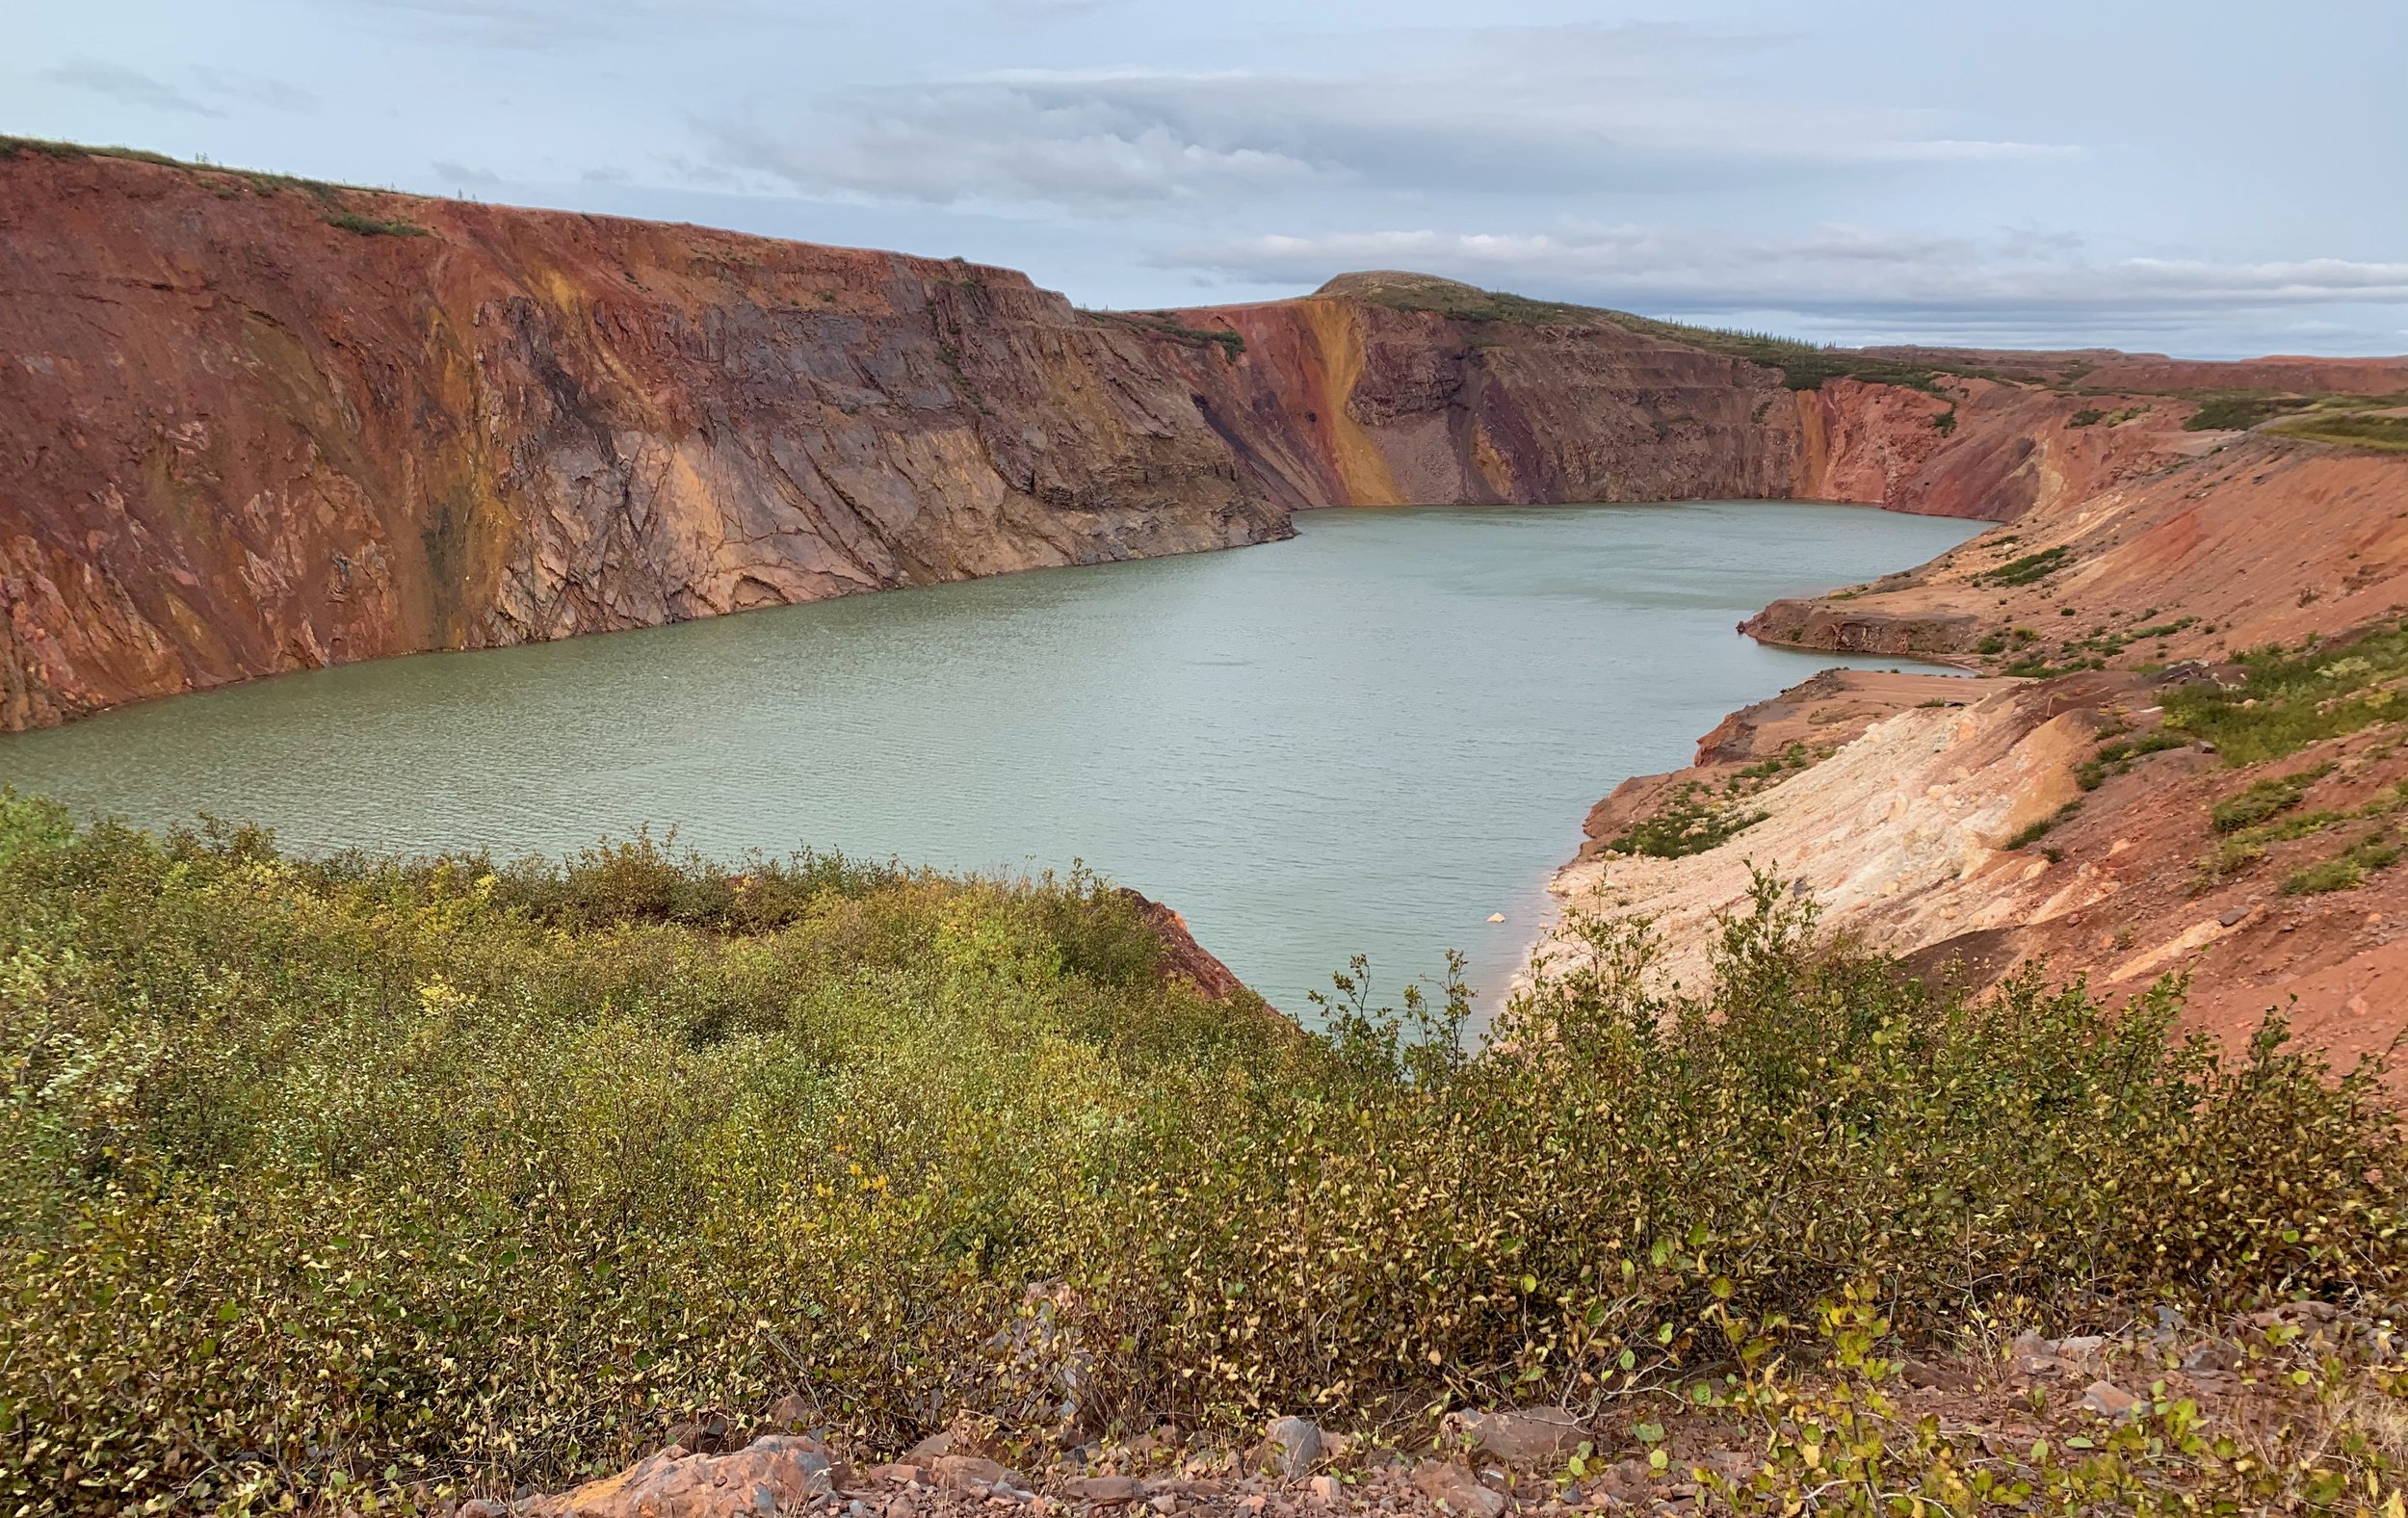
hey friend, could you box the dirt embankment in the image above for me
[1551,432,2408,1059]
[1743,436,2408,664]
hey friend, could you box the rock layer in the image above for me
[7,147,2403,731]
[0,148,1281,730]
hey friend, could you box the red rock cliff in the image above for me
[0,148,1283,730]
[10,151,2403,730]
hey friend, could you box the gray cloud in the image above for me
[190,67,318,113]
[432,158,503,186]
[1166,225,2408,334]
[695,25,2077,213]
[336,0,801,49]
[41,59,223,118]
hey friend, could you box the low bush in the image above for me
[1598,782,1767,858]
[0,804,2400,1512]
[1978,544,2073,588]
[2165,619,2408,764]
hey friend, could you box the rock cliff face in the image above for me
[1146,285,1806,510]
[7,147,2402,730]
[0,148,1281,730]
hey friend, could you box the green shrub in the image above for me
[2266,412,2408,453]
[2165,619,2408,764]
[1978,545,2073,588]
[2002,799,2081,851]
[0,808,2399,1512]
[1601,782,1767,858]
[2186,393,2310,431]
[2282,829,2406,895]
[2211,764,2333,832]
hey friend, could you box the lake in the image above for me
[0,501,1979,1012]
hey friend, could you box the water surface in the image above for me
[0,502,1978,1010]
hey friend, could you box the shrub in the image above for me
[1600,782,1767,858]
[2211,764,2333,832]
[2267,412,2408,453]
[0,809,2399,1511]
[2002,799,2081,851]
[2165,618,2408,764]
[1978,545,2073,588]
[2186,393,2310,431]
[2283,829,2406,895]
[324,208,431,237]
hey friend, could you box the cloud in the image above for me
[334,0,797,49]
[1165,225,2408,340]
[694,24,2077,214]
[41,59,223,117]
[432,159,504,186]
[191,67,318,113]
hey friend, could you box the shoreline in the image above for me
[1521,432,2408,1061]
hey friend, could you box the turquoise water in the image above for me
[0,502,1977,1012]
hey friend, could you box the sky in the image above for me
[11,0,2406,358]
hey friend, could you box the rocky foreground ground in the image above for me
[468,1302,2400,1518]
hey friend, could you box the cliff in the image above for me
[0,145,1284,730]
[8,146,2404,730]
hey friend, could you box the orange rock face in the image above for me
[8,147,2402,733]
[0,150,1283,730]
[1744,436,2408,665]
[1152,293,1805,510]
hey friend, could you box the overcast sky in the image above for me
[13,1,2405,357]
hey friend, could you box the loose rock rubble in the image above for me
[459,1303,2395,1518]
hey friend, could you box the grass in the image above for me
[0,133,355,200]
[4,802,2400,1512]
[1319,274,1988,393]
[2267,412,2408,453]
[323,209,431,238]
[1599,781,1767,858]
[2163,619,2408,765]
[1977,544,2074,588]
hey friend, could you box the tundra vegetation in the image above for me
[2,799,2406,1513]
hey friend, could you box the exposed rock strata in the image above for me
[1744,438,2408,665]
[9,149,2348,730]
[1546,435,2408,1058]
[0,149,1283,730]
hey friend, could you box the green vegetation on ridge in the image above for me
[1318,273,1988,393]
[2,798,2400,1512]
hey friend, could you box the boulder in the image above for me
[523,1434,832,1517]
[2081,1380,2141,1418]
[760,1393,815,1431]
[1452,1407,1585,1467]
[1411,1460,1505,1518]
[1901,1360,1975,1392]
[1264,1416,1322,1479]
[1074,1475,1149,1505]
[933,1453,1028,1493]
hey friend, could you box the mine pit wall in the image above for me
[1156,297,1810,510]
[0,151,1285,731]
[0,148,2357,732]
